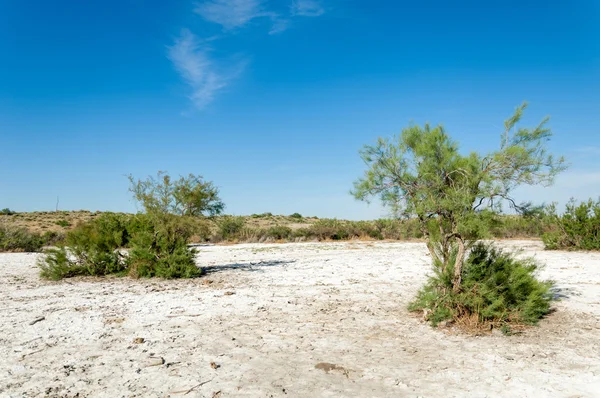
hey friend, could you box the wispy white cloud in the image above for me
[269,17,290,34]
[168,29,245,109]
[194,0,326,33]
[171,0,327,109]
[194,0,271,30]
[291,0,324,16]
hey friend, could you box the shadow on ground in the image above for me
[202,260,295,274]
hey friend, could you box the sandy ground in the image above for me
[1,240,600,398]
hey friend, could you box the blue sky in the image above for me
[1,0,599,219]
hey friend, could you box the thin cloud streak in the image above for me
[194,0,270,30]
[168,29,245,109]
[291,0,324,16]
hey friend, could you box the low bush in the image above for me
[216,216,246,241]
[0,224,45,252]
[39,212,203,280]
[39,213,130,280]
[542,198,600,250]
[409,242,553,333]
[1,208,16,215]
[289,212,303,219]
[128,214,201,279]
[55,219,71,228]
[264,225,293,240]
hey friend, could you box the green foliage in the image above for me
[1,208,16,215]
[353,102,566,293]
[128,213,201,278]
[128,171,224,216]
[55,219,71,228]
[542,198,600,250]
[289,212,303,219]
[39,247,84,280]
[39,213,130,279]
[409,243,553,331]
[39,212,203,280]
[264,225,293,240]
[217,216,246,240]
[0,224,45,252]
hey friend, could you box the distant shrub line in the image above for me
[4,199,600,255]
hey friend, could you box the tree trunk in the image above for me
[452,237,466,293]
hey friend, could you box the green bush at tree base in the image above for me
[409,242,553,332]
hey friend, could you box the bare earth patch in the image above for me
[1,241,599,397]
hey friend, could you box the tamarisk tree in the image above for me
[352,103,566,292]
[128,171,224,217]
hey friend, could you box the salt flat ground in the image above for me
[1,241,599,398]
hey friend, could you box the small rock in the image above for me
[224,291,235,296]
[210,361,220,369]
[133,337,145,344]
[145,357,165,367]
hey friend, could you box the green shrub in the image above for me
[39,247,85,280]
[542,198,600,250]
[39,213,130,279]
[289,212,303,219]
[409,242,553,332]
[217,216,246,240]
[1,208,16,215]
[128,214,201,278]
[0,224,45,252]
[55,219,71,228]
[39,213,202,280]
[264,225,292,240]
[307,219,350,240]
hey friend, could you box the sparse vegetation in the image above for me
[353,103,565,330]
[542,198,600,250]
[1,208,16,215]
[55,219,71,228]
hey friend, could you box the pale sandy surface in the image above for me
[1,241,600,398]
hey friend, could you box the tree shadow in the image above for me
[202,260,295,274]
[549,285,581,300]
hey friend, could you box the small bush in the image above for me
[409,242,553,332]
[289,212,303,219]
[39,213,202,280]
[1,208,16,215]
[0,224,45,252]
[39,213,130,279]
[307,219,350,240]
[217,216,246,241]
[542,198,600,250]
[128,214,201,279]
[265,225,292,240]
[55,219,71,228]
